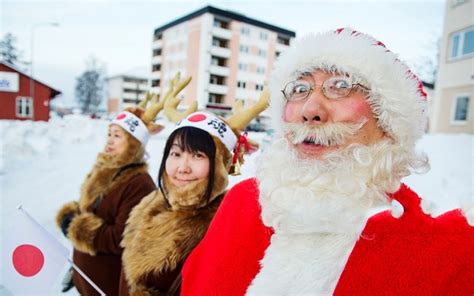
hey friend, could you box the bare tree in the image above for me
[75,57,106,114]
[412,38,440,84]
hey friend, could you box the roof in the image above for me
[0,60,62,98]
[107,66,150,81]
[154,5,296,37]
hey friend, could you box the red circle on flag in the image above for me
[12,244,45,277]
[188,114,207,122]
[116,113,126,120]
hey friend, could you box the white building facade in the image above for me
[431,0,474,133]
[150,6,295,116]
[107,75,149,114]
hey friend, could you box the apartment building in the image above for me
[107,74,149,114]
[150,5,295,116]
[431,0,474,133]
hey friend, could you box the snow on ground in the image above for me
[0,115,472,295]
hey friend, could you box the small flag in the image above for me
[0,206,70,295]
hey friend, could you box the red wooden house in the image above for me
[0,61,61,121]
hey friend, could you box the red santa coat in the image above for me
[181,178,474,295]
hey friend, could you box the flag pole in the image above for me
[67,259,106,296]
[16,205,106,296]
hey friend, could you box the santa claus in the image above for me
[180,28,474,295]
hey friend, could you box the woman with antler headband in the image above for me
[54,75,194,296]
[118,88,269,296]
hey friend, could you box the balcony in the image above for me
[209,65,230,76]
[152,40,163,49]
[210,46,231,58]
[211,27,232,39]
[123,82,148,90]
[208,83,228,95]
[151,71,161,79]
[152,56,162,64]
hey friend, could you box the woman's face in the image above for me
[165,138,210,187]
[105,125,129,157]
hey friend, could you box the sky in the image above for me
[1,0,445,107]
[1,115,472,294]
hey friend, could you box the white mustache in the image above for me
[282,120,367,146]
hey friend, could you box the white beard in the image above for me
[247,137,412,295]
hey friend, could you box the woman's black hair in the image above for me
[158,126,216,207]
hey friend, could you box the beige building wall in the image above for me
[431,0,474,133]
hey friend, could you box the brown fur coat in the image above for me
[56,150,150,255]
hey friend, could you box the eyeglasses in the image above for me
[281,76,369,101]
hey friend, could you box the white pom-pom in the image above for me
[420,199,436,216]
[390,199,404,219]
[461,203,474,226]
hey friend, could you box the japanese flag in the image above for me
[0,206,70,295]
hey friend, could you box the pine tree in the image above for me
[0,33,22,65]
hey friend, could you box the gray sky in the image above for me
[2,0,444,107]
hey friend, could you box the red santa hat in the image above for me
[269,27,427,148]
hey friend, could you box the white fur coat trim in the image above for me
[246,231,361,296]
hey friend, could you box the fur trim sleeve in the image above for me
[55,201,80,228]
[68,212,104,256]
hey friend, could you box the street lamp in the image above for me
[30,22,59,120]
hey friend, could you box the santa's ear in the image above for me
[147,123,165,135]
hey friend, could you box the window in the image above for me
[152,64,161,72]
[210,75,225,85]
[258,49,267,57]
[152,49,162,56]
[211,56,226,67]
[16,96,33,117]
[451,0,467,7]
[277,35,290,45]
[259,32,268,40]
[257,66,266,74]
[255,84,264,91]
[237,81,246,88]
[239,45,249,53]
[241,27,250,35]
[212,37,228,48]
[154,33,162,41]
[209,93,223,104]
[238,63,247,71]
[449,27,474,60]
[214,19,229,29]
[151,79,160,87]
[453,95,470,122]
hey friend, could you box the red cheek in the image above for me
[283,103,298,122]
[347,100,374,120]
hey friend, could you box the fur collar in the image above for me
[79,152,147,212]
[121,190,223,294]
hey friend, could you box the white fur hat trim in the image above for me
[175,112,237,152]
[269,27,427,148]
[111,111,150,145]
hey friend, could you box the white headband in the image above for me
[175,112,237,152]
[111,111,150,145]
